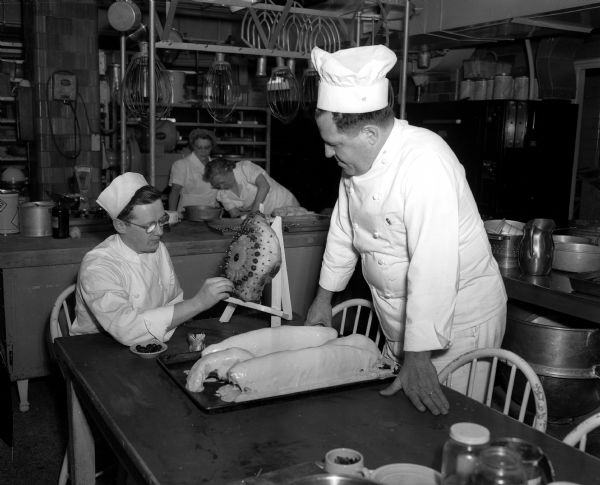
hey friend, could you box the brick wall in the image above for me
[23,0,101,200]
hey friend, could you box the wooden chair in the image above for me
[331,298,382,349]
[438,347,548,432]
[49,284,77,485]
[563,412,600,451]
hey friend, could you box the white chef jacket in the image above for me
[216,160,299,216]
[169,152,218,211]
[72,234,184,346]
[319,119,506,354]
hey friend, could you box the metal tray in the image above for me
[157,351,397,414]
[569,271,600,297]
[206,218,244,234]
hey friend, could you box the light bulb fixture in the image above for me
[121,41,173,124]
[266,57,300,124]
[203,52,238,122]
[300,59,320,113]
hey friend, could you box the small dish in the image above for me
[129,340,167,359]
[325,448,364,476]
[364,463,441,485]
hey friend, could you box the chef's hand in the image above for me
[304,288,334,327]
[195,277,234,309]
[380,351,450,416]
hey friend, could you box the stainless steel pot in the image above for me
[19,201,55,237]
[503,302,600,418]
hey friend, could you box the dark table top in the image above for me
[54,317,600,485]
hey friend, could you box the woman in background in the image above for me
[205,158,300,217]
[168,129,219,214]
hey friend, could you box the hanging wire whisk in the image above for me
[121,41,173,124]
[203,53,238,122]
[300,59,320,113]
[267,57,300,124]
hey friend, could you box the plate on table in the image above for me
[129,340,168,359]
[365,463,441,485]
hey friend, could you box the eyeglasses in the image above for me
[121,213,170,234]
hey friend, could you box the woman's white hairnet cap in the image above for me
[96,172,148,219]
[311,45,397,113]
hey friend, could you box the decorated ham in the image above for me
[223,212,282,302]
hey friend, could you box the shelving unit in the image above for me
[0,94,28,170]
[169,104,271,172]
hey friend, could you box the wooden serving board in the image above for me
[157,352,397,413]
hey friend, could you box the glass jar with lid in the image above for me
[441,422,490,485]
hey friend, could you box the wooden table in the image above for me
[54,317,600,485]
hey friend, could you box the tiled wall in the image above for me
[23,0,101,200]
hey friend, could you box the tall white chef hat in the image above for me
[96,172,148,219]
[311,45,397,113]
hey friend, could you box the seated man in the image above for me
[72,172,233,345]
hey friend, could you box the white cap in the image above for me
[96,172,148,219]
[311,45,396,113]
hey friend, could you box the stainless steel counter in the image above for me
[502,267,600,325]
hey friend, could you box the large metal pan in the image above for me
[552,242,600,272]
[503,302,600,418]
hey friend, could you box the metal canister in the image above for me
[472,80,487,100]
[493,75,514,99]
[514,76,529,100]
[19,201,55,237]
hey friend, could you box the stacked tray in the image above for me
[569,271,600,297]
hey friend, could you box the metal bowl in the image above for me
[289,475,378,485]
[553,242,600,272]
[185,205,222,221]
[553,234,592,245]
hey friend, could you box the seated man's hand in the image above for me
[195,277,234,309]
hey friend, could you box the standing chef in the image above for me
[72,172,233,345]
[305,45,507,415]
[168,129,219,215]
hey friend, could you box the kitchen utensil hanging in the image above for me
[121,41,173,124]
[267,56,300,123]
[300,59,319,112]
[203,53,238,122]
[241,0,341,55]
